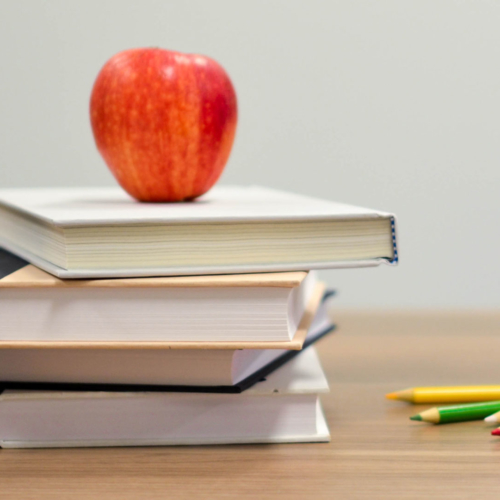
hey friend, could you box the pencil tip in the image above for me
[491,428,500,436]
[485,415,496,423]
[410,414,422,421]
[386,392,398,400]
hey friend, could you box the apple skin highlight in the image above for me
[90,48,237,202]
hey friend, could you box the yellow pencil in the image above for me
[386,386,500,404]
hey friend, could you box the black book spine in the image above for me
[0,248,29,279]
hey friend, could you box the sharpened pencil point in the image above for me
[385,392,398,400]
[410,414,422,421]
[491,428,500,436]
[484,415,497,423]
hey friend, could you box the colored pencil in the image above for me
[484,411,500,423]
[386,386,500,404]
[491,428,500,436]
[410,401,500,424]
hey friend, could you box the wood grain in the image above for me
[1,310,499,499]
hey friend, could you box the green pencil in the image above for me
[410,400,500,424]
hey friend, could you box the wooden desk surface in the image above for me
[1,311,500,499]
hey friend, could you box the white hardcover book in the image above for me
[0,186,398,278]
[0,348,330,448]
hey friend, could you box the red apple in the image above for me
[90,48,237,202]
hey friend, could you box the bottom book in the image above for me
[0,347,330,448]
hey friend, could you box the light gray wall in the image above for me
[1,1,499,308]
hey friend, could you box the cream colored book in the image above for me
[0,249,323,347]
[0,347,330,448]
[0,186,398,278]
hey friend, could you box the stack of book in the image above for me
[0,186,397,448]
